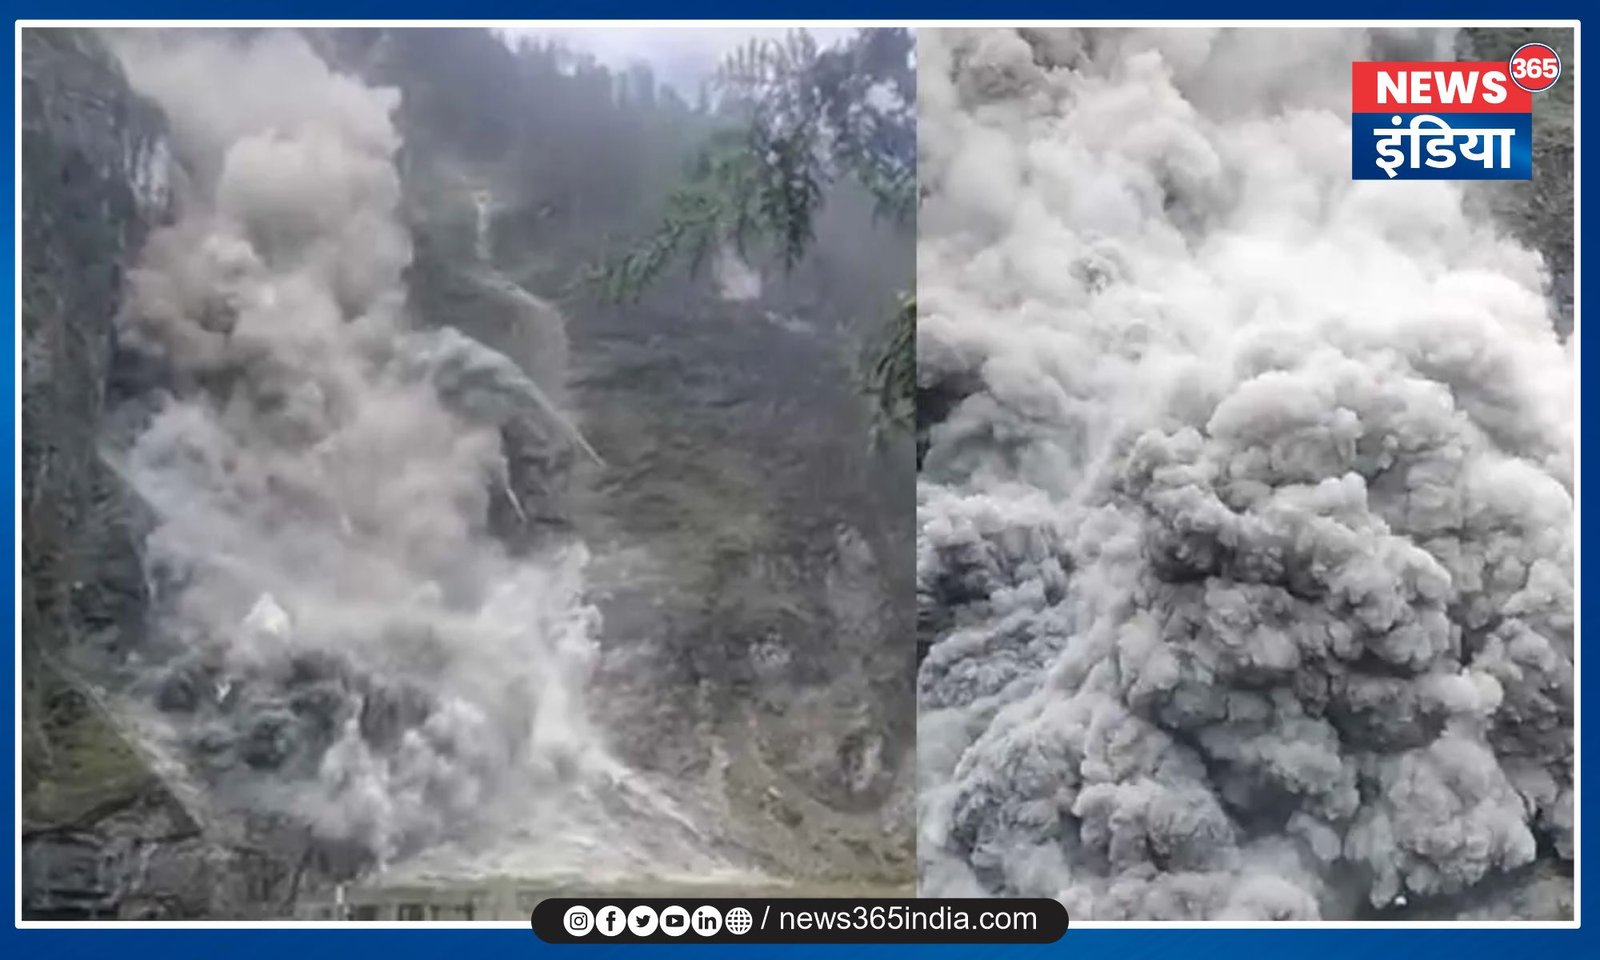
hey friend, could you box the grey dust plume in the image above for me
[916,28,1574,920]
[104,29,727,883]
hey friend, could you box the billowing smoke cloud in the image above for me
[713,243,764,302]
[916,28,1573,920]
[103,30,721,879]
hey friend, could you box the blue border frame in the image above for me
[5,10,1590,957]
[5,929,1593,959]
[0,4,1591,16]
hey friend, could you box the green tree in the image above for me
[590,28,915,436]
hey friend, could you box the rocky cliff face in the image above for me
[20,28,394,920]
[326,25,917,887]
[381,150,917,894]
[19,29,163,703]
[18,27,279,920]
[20,26,174,917]
[21,27,916,913]
[567,286,916,884]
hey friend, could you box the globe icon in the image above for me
[725,907,754,935]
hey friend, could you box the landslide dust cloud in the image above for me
[916,28,1574,920]
[106,30,728,880]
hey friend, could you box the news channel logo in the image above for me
[1351,43,1560,181]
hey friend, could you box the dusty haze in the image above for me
[916,27,1574,920]
[107,30,727,881]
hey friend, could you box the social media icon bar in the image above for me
[626,905,659,936]
[594,904,628,937]
[691,904,722,936]
[533,896,1072,944]
[658,904,690,936]
[562,905,593,937]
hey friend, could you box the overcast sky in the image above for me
[498,26,853,95]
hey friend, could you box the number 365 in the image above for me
[1513,58,1560,80]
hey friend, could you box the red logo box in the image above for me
[1352,62,1533,114]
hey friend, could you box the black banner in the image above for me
[531,898,1069,944]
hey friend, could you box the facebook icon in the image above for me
[597,905,626,937]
